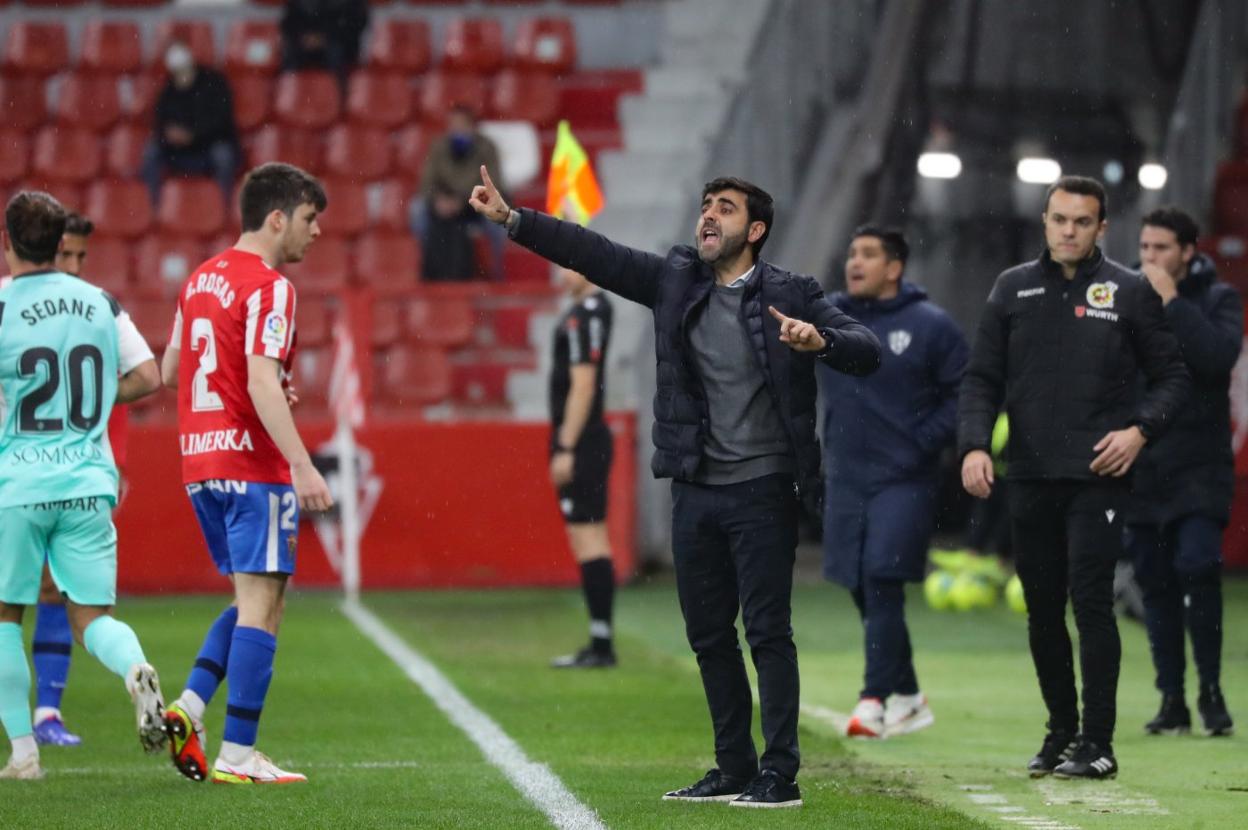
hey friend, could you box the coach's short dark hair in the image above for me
[702,176,774,257]
[1045,175,1108,222]
[1142,205,1199,247]
[63,212,94,237]
[852,224,909,265]
[6,191,67,265]
[239,162,328,232]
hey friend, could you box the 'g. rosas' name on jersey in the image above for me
[184,271,237,309]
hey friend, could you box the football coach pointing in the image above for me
[471,166,880,808]
[958,175,1190,781]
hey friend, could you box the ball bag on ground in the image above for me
[950,571,997,611]
[1006,574,1027,614]
[924,570,957,611]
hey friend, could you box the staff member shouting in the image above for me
[959,176,1189,781]
[471,167,880,808]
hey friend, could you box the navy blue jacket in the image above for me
[1129,254,1243,526]
[508,208,881,516]
[820,281,968,490]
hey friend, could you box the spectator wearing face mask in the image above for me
[140,42,242,209]
[410,105,506,280]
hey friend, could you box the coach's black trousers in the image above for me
[1010,479,1125,747]
[671,474,800,782]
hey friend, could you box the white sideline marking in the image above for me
[961,784,1081,830]
[342,599,607,830]
[1035,779,1169,815]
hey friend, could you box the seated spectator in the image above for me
[281,0,370,90]
[141,42,241,209]
[410,106,506,281]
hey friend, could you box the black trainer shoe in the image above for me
[662,768,749,802]
[1027,732,1077,778]
[550,646,617,669]
[1053,740,1118,780]
[729,769,803,808]
[1145,693,1191,735]
[1198,686,1234,737]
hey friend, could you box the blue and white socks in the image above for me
[220,626,277,764]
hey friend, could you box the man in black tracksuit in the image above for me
[470,167,880,808]
[1127,207,1239,737]
[959,176,1190,780]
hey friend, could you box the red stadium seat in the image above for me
[53,74,122,132]
[80,21,144,74]
[247,126,322,174]
[406,297,474,348]
[490,70,559,127]
[283,236,353,294]
[513,18,577,75]
[105,123,149,178]
[273,71,341,129]
[394,125,429,178]
[319,178,369,236]
[295,295,333,347]
[81,235,133,297]
[103,0,172,7]
[120,73,163,123]
[324,125,392,180]
[418,72,489,124]
[153,20,216,69]
[1214,161,1248,237]
[367,19,431,74]
[366,181,410,232]
[355,233,420,287]
[85,180,153,239]
[0,77,48,131]
[158,179,226,237]
[124,297,180,347]
[292,347,331,405]
[450,363,509,405]
[0,130,30,183]
[225,21,281,75]
[375,346,451,405]
[488,306,535,348]
[370,298,403,347]
[31,127,102,184]
[16,180,83,212]
[4,23,69,76]
[230,74,274,132]
[345,72,412,129]
[22,0,86,5]
[134,236,206,298]
[441,18,505,75]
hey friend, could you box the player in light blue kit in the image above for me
[0,192,165,780]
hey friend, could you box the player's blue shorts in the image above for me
[187,480,299,576]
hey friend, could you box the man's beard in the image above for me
[697,228,748,264]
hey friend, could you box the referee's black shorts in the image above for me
[554,424,614,524]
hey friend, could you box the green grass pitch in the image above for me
[3,577,1245,828]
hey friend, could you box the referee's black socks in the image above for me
[580,557,615,654]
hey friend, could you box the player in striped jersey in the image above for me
[159,164,333,785]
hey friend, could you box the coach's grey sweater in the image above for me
[689,282,794,485]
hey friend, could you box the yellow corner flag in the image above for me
[546,120,604,225]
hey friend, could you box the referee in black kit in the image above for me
[547,267,618,670]
[959,176,1190,780]
[470,167,879,808]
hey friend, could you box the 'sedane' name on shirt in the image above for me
[20,297,97,326]
[185,271,236,309]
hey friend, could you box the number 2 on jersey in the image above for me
[190,317,224,412]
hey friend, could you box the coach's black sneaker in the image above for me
[550,646,617,669]
[1053,739,1117,780]
[1144,693,1191,735]
[1026,732,1077,778]
[729,769,803,808]
[662,768,749,802]
[1198,685,1234,736]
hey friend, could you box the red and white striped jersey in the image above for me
[170,248,297,484]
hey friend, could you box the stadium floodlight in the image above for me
[917,152,962,179]
[1016,157,1061,184]
[1139,163,1168,190]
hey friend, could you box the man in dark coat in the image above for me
[1126,206,1239,738]
[959,176,1190,781]
[819,226,967,740]
[470,166,880,808]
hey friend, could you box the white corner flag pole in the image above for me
[330,317,364,603]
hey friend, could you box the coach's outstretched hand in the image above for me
[469,166,511,224]
[768,306,826,352]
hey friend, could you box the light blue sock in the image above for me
[0,622,33,740]
[83,616,146,680]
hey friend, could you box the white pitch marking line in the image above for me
[342,599,607,830]
[962,784,1082,830]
